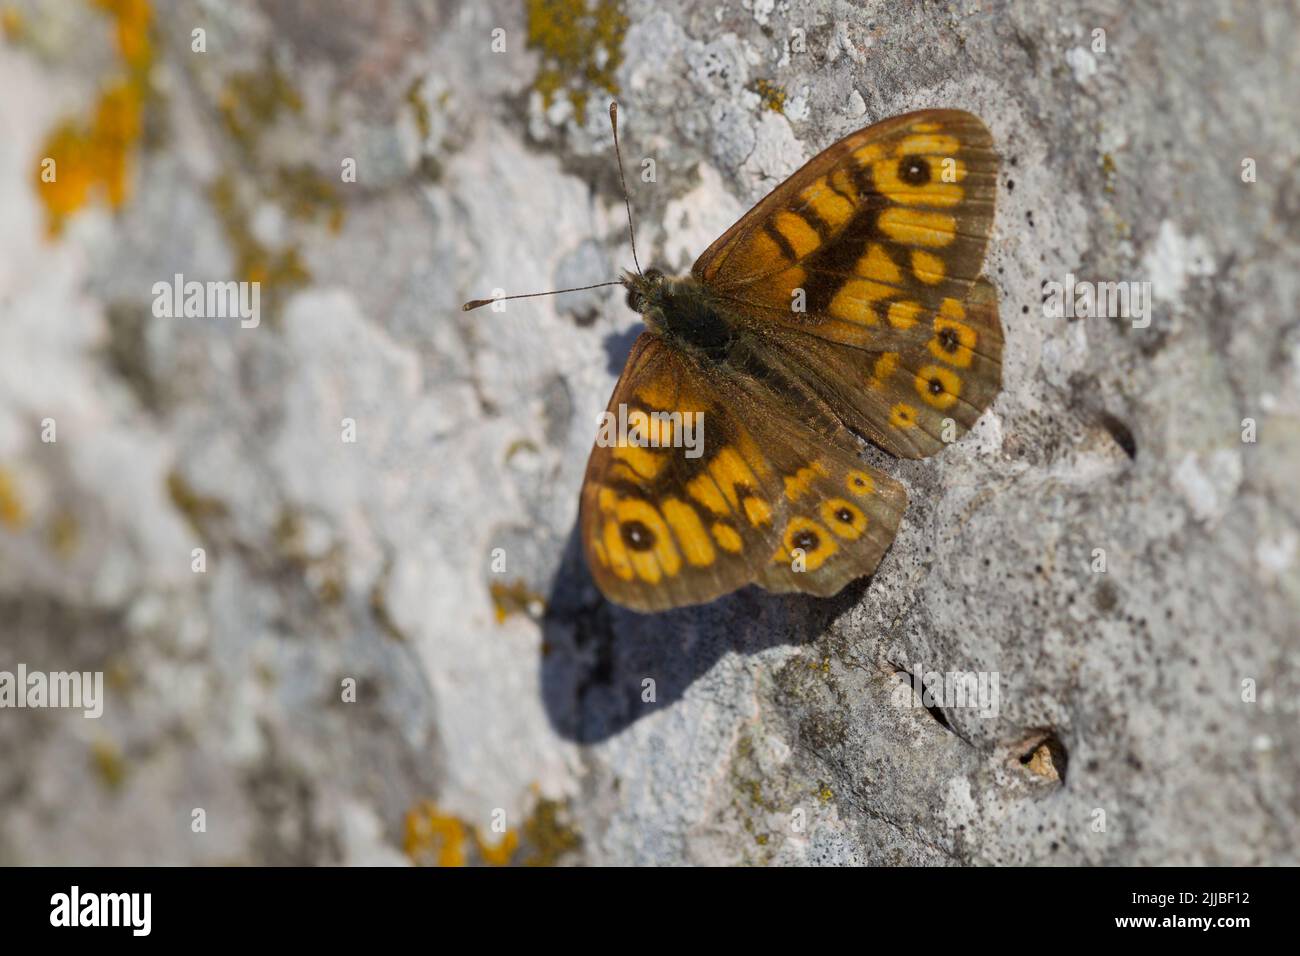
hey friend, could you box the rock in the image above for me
[0,0,1295,866]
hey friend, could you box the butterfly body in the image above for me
[632,272,738,364]
[577,109,1004,613]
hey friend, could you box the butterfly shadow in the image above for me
[539,524,869,743]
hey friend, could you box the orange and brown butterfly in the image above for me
[466,106,1002,613]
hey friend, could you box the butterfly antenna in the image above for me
[461,280,624,312]
[609,101,642,277]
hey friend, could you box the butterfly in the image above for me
[470,107,1002,613]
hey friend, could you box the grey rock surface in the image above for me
[0,0,1296,865]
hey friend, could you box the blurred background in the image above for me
[0,0,1296,865]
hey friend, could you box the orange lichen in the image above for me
[404,801,469,867]
[474,828,521,866]
[2,6,25,41]
[526,0,627,124]
[490,579,546,624]
[0,468,26,529]
[34,0,153,237]
[402,795,576,867]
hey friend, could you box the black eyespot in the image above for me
[625,288,645,312]
[938,328,960,352]
[835,507,853,523]
[621,520,655,551]
[928,377,944,395]
[900,156,930,185]
[792,529,820,552]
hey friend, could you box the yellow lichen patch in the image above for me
[661,498,715,567]
[272,164,344,231]
[519,796,582,866]
[929,315,977,368]
[750,77,786,113]
[35,0,153,237]
[90,738,127,792]
[911,249,946,284]
[166,469,227,537]
[870,351,900,388]
[217,62,304,150]
[96,0,152,70]
[855,244,902,285]
[474,828,520,866]
[889,403,919,429]
[742,495,772,527]
[208,174,310,296]
[686,472,730,515]
[0,467,26,529]
[2,6,25,40]
[711,522,743,553]
[404,801,468,867]
[820,497,867,540]
[406,794,577,867]
[773,211,821,259]
[776,516,838,571]
[708,447,759,508]
[490,580,546,624]
[845,469,875,496]
[526,0,628,125]
[886,299,923,330]
[915,365,962,410]
[48,512,80,558]
[799,178,855,231]
[877,207,957,247]
[829,280,891,325]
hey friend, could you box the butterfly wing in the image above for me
[580,333,907,612]
[761,278,1003,458]
[692,109,1002,458]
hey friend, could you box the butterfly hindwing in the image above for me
[579,334,907,612]
[760,277,1004,458]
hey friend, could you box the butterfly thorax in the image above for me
[630,272,736,362]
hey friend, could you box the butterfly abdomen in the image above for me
[644,277,736,363]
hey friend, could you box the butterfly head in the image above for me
[622,268,665,316]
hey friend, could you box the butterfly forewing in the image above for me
[693,109,997,349]
[691,108,1002,460]
[579,334,907,612]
